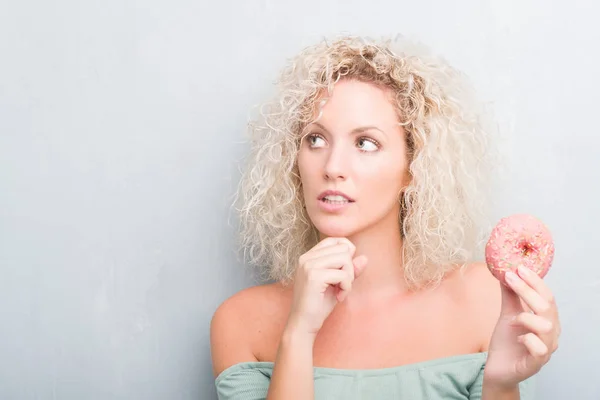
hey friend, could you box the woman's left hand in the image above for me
[483,265,561,389]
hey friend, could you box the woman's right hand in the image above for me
[285,237,368,339]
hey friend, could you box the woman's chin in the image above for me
[314,222,358,239]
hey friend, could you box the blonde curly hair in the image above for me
[233,34,496,290]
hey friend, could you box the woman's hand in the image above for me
[285,237,368,339]
[483,265,561,389]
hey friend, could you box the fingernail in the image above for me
[518,265,531,276]
[505,271,518,284]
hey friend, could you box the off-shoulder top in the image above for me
[215,351,535,399]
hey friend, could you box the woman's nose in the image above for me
[323,146,348,181]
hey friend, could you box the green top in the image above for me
[215,352,535,399]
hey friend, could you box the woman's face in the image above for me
[297,79,411,238]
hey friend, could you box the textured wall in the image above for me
[1,0,598,398]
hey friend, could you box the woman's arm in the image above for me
[481,379,520,400]
[210,293,259,378]
[266,324,315,400]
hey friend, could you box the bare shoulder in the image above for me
[456,261,503,352]
[210,282,291,377]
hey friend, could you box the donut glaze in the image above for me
[485,214,555,285]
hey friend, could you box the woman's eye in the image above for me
[307,134,326,148]
[357,137,379,152]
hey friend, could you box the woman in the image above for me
[210,35,560,399]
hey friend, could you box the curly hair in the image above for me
[233,34,496,290]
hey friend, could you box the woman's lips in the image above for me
[317,197,353,213]
[317,190,355,202]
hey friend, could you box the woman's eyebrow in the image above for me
[312,122,387,137]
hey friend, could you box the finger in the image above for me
[302,243,353,266]
[309,268,349,287]
[322,269,351,290]
[334,255,368,301]
[499,279,524,316]
[518,332,549,358]
[312,237,355,254]
[519,298,533,314]
[304,253,355,285]
[510,312,554,336]
[337,286,350,302]
[338,255,369,301]
[353,255,368,278]
[313,269,352,300]
[338,252,354,284]
[512,310,561,356]
[505,271,553,316]
[338,256,368,301]
[516,265,556,308]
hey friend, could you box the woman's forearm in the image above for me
[481,377,520,400]
[266,326,316,400]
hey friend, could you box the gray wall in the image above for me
[1,0,598,399]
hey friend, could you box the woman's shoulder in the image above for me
[451,261,503,351]
[210,282,291,377]
[212,282,292,324]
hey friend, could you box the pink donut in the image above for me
[485,214,555,285]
